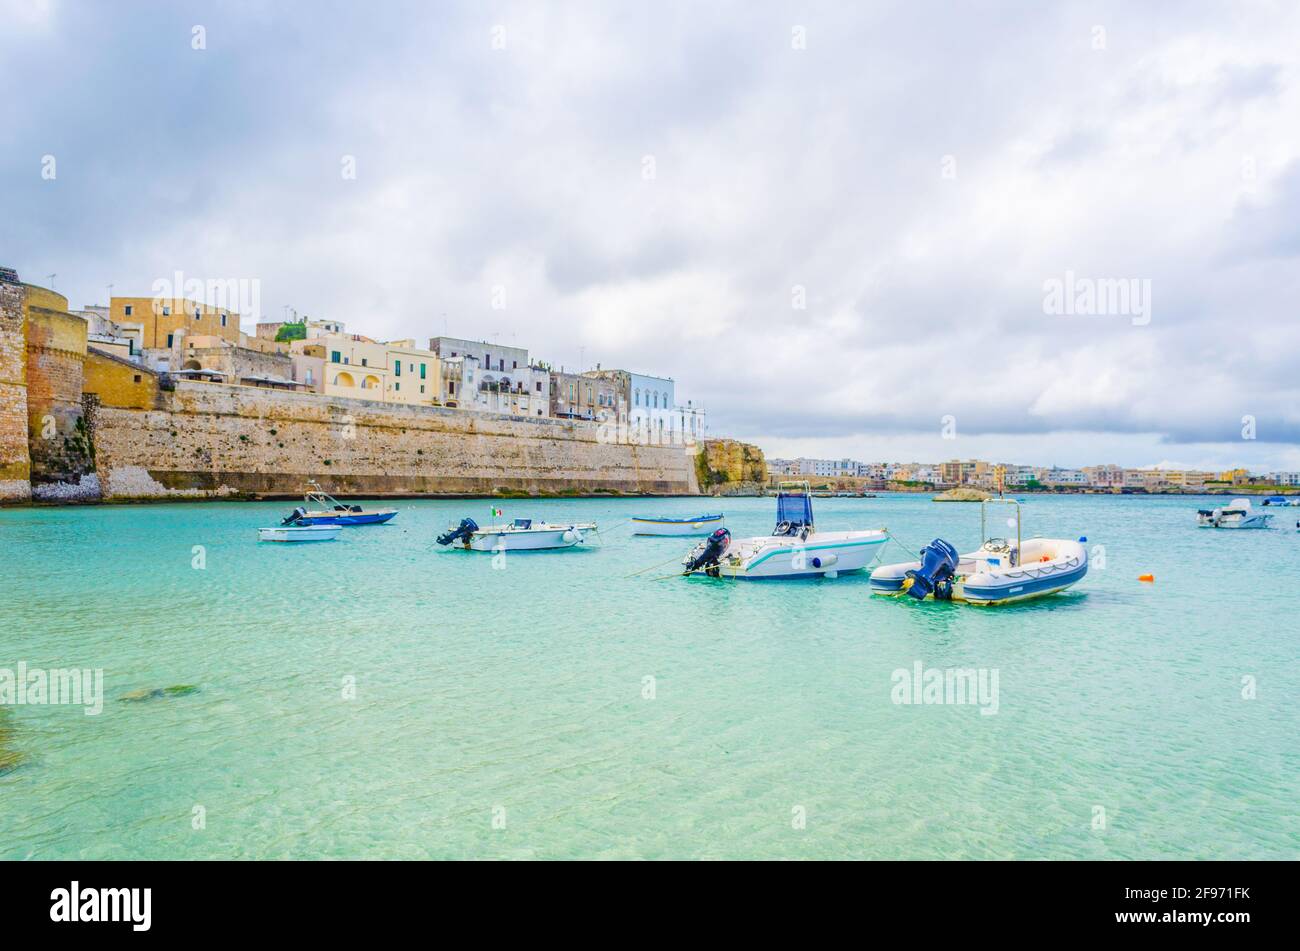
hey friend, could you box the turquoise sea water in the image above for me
[1,493,1296,860]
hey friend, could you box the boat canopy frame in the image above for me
[980,498,1021,553]
[304,479,360,513]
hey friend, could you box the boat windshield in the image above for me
[774,482,814,535]
[512,518,532,529]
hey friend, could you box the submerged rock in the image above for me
[0,713,23,775]
[119,684,200,703]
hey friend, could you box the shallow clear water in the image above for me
[1,493,1296,859]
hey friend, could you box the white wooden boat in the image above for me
[258,525,341,543]
[437,517,597,551]
[1196,499,1272,529]
[632,513,724,536]
[870,500,1087,604]
[681,482,885,579]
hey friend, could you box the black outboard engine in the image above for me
[904,538,959,600]
[436,517,479,546]
[683,527,731,575]
[281,506,308,526]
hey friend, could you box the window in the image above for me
[194,309,201,320]
[394,361,400,376]
[133,374,141,383]
[485,352,491,368]
[512,360,518,369]
[361,358,368,367]
[420,385,424,393]
[419,364,426,379]
[305,369,314,385]
[535,380,541,392]
[166,334,174,347]
[331,351,341,363]
[448,381,456,395]
[395,381,400,391]
[124,305,133,316]
[220,314,227,327]
[162,306,171,316]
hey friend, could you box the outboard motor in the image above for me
[904,538,959,600]
[683,527,731,575]
[436,517,479,546]
[281,506,308,526]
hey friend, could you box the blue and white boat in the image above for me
[680,481,886,579]
[870,499,1088,605]
[632,513,724,536]
[1196,498,1272,529]
[281,481,397,527]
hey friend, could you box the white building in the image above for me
[428,336,549,417]
[76,304,143,360]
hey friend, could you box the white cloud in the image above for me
[3,0,1299,468]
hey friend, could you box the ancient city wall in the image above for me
[0,273,31,501]
[89,381,701,499]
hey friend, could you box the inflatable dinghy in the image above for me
[869,500,1088,605]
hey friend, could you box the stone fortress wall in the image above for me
[0,268,709,502]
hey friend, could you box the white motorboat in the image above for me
[436,517,597,551]
[1196,498,1273,529]
[869,499,1088,605]
[632,513,724,536]
[680,481,886,579]
[258,525,342,543]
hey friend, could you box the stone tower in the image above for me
[23,281,96,497]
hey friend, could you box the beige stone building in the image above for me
[110,296,240,350]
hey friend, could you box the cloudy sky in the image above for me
[4,0,1299,470]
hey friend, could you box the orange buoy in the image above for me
[1138,573,1154,582]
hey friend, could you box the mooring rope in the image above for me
[883,529,926,562]
[626,552,690,578]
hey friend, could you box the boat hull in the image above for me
[1196,515,1272,529]
[632,515,724,536]
[258,526,341,543]
[459,523,596,551]
[701,531,888,579]
[294,510,397,526]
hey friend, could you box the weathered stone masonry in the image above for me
[0,270,31,502]
[90,381,700,498]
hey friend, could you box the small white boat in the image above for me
[258,525,341,543]
[436,517,597,551]
[680,481,886,579]
[632,513,724,536]
[1196,499,1272,529]
[869,500,1087,605]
